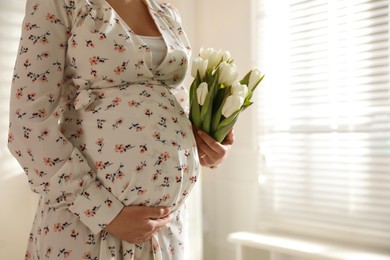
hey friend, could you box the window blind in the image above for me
[256,0,390,246]
[0,0,26,178]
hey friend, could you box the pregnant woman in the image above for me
[8,0,234,259]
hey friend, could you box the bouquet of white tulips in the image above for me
[189,47,264,142]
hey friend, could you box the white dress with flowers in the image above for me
[7,0,199,259]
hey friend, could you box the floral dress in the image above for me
[7,0,200,259]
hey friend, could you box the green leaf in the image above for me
[190,72,202,104]
[210,88,228,133]
[190,94,201,129]
[213,116,239,143]
[239,70,252,85]
[246,90,254,101]
[218,108,242,128]
[189,73,202,129]
[189,78,197,108]
[243,99,253,108]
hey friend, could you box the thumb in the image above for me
[222,128,235,145]
[147,207,171,219]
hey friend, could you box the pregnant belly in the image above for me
[61,84,200,208]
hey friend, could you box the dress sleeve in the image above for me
[7,0,123,234]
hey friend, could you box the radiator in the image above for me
[227,232,390,260]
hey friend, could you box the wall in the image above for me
[191,1,261,260]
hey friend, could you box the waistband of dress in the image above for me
[72,80,173,110]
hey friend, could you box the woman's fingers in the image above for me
[197,131,228,159]
[146,206,171,220]
[104,206,172,243]
[192,125,235,168]
[147,214,172,233]
[222,128,235,145]
[195,131,229,167]
[197,130,224,154]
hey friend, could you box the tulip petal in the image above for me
[196,82,208,106]
[221,95,244,118]
[248,68,263,91]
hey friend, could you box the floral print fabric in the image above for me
[7,0,199,259]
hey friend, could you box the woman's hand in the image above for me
[193,127,235,168]
[104,206,171,243]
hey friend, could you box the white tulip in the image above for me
[199,47,223,70]
[231,81,249,98]
[199,47,215,60]
[221,95,244,118]
[207,49,223,70]
[191,56,208,80]
[218,61,239,86]
[248,67,262,91]
[222,50,231,62]
[196,82,208,106]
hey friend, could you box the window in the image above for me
[0,1,25,177]
[255,0,390,247]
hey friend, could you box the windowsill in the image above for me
[228,232,390,260]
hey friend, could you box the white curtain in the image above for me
[256,0,390,248]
